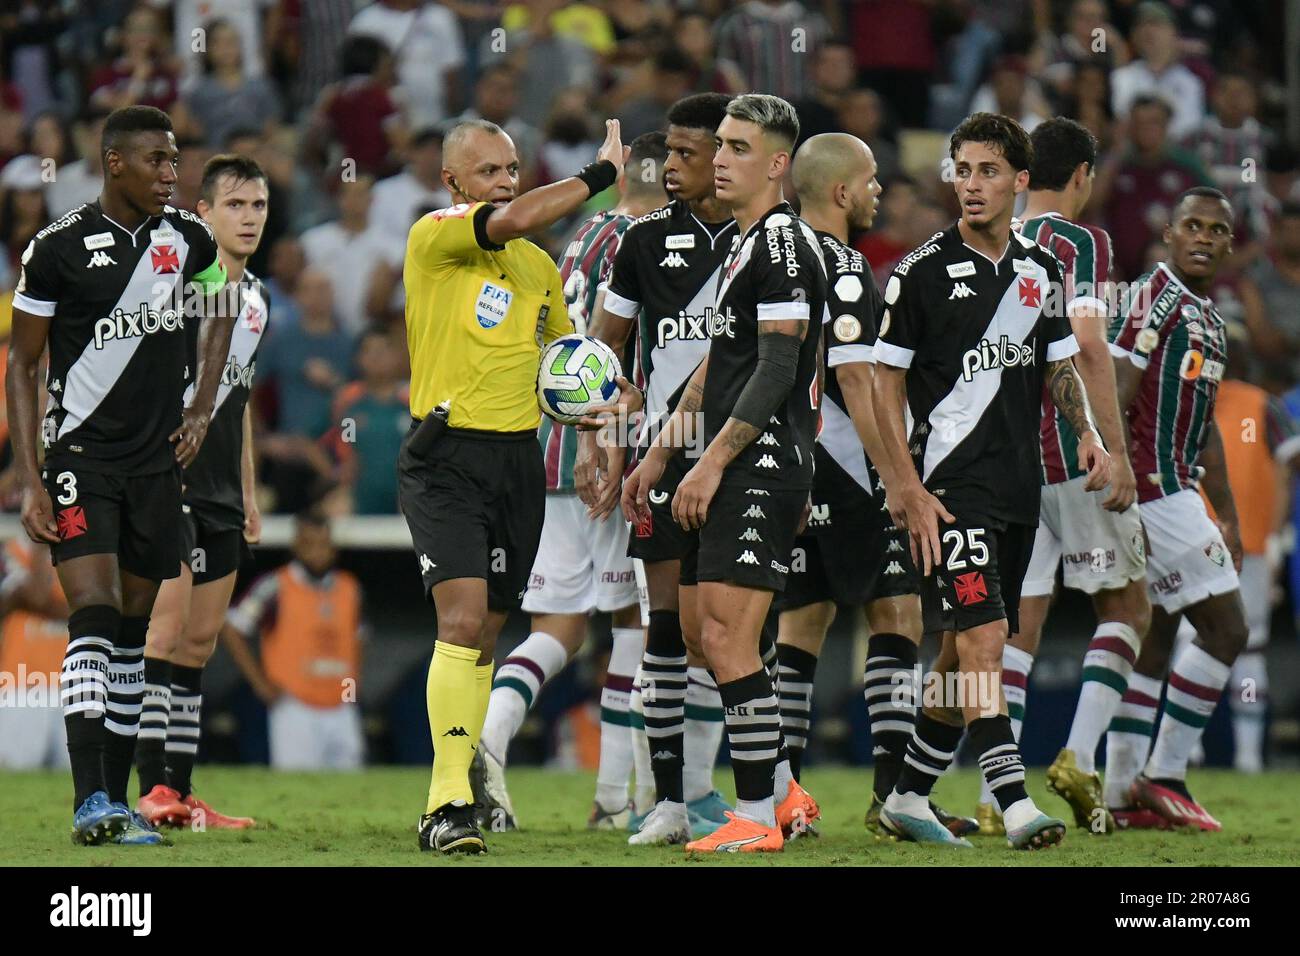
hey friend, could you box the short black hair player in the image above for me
[135,155,271,831]
[624,93,826,853]
[578,93,741,846]
[6,105,235,846]
[870,113,1111,849]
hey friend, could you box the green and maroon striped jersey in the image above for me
[540,210,634,492]
[1109,263,1228,503]
[1019,212,1114,485]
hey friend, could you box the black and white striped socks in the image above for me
[642,610,687,805]
[968,715,1030,813]
[103,616,147,805]
[166,665,204,798]
[61,606,118,810]
[136,655,172,795]
[719,668,781,826]
[775,644,817,779]
[864,633,918,800]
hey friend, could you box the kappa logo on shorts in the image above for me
[745,489,770,496]
[736,550,760,565]
[56,506,87,540]
[887,539,904,553]
[756,455,778,469]
[743,504,766,519]
[885,561,905,575]
[419,554,436,574]
[954,572,987,606]
[769,559,788,574]
[1203,541,1228,568]
[739,527,763,542]
[756,433,780,446]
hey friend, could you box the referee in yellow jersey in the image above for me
[405,117,627,854]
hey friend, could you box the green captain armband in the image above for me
[194,256,228,294]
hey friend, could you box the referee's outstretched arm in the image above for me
[441,118,628,245]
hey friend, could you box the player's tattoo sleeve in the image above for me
[1046,358,1098,444]
[702,320,806,470]
[1199,420,1239,525]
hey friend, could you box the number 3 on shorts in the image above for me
[55,471,78,505]
[943,528,988,570]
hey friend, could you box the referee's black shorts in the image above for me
[398,423,545,612]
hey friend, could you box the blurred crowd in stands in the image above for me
[0,0,1296,519]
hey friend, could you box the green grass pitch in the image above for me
[2,767,1296,866]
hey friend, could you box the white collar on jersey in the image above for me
[1157,261,1214,307]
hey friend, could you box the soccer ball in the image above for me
[537,334,622,425]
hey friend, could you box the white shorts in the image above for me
[1022,476,1147,597]
[0,701,68,770]
[269,696,363,770]
[1140,489,1241,613]
[522,495,639,615]
[633,557,650,627]
[1175,555,1270,650]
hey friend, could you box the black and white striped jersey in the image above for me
[872,223,1077,525]
[13,201,225,475]
[705,202,826,490]
[182,273,270,530]
[602,199,738,449]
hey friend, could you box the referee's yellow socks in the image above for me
[472,661,494,751]
[426,640,481,813]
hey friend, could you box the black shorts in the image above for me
[696,483,806,592]
[780,502,918,610]
[42,460,182,582]
[628,449,698,563]
[398,424,545,612]
[920,512,1035,635]
[180,508,246,585]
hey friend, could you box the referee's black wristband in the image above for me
[575,160,617,198]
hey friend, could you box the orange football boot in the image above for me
[685,812,783,853]
[182,793,256,830]
[137,784,191,828]
[776,780,820,838]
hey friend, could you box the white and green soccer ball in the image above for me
[537,334,623,425]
